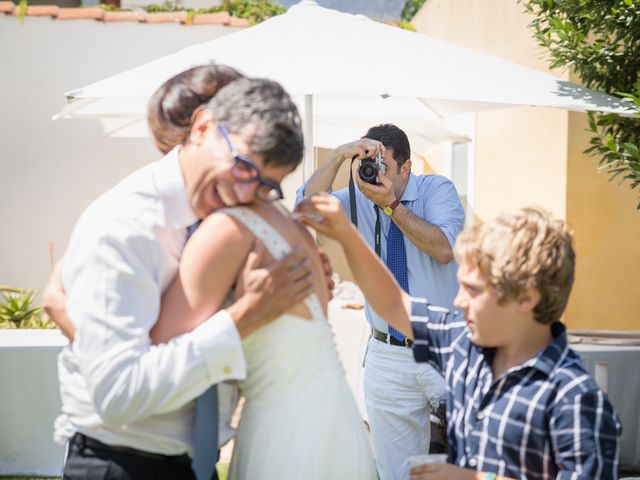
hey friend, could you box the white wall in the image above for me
[0,16,240,293]
[0,330,68,476]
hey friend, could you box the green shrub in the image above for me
[218,0,285,24]
[143,0,284,24]
[0,286,53,329]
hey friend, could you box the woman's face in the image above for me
[214,154,291,208]
[182,117,291,218]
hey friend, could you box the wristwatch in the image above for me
[383,199,400,216]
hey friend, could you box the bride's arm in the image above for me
[294,194,413,338]
[151,212,251,345]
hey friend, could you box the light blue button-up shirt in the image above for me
[296,173,465,334]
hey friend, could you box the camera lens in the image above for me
[359,162,378,184]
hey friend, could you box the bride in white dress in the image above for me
[223,207,376,479]
[151,155,377,477]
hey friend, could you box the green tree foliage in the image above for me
[401,0,427,22]
[522,0,640,206]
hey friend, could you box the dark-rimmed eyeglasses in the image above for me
[218,124,284,202]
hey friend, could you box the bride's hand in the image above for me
[294,193,355,243]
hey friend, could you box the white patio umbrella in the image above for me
[67,93,469,156]
[58,0,637,175]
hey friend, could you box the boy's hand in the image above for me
[294,193,354,242]
[410,463,482,480]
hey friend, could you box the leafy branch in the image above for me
[522,0,640,207]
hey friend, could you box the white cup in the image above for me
[408,453,448,468]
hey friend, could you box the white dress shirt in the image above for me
[55,147,246,455]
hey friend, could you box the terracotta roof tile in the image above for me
[228,16,250,27]
[3,4,253,28]
[102,10,146,22]
[0,1,14,14]
[142,11,188,24]
[55,7,105,20]
[191,11,230,25]
[24,5,60,16]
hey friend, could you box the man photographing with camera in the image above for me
[296,123,464,480]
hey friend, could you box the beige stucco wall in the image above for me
[413,0,640,329]
[474,107,568,222]
[565,112,640,329]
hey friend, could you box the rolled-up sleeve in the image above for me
[422,177,464,248]
[410,299,466,373]
[294,182,307,208]
[294,181,338,209]
[551,389,621,479]
[66,230,246,428]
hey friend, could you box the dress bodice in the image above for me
[222,208,338,405]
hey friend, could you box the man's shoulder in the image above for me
[413,173,455,190]
[70,173,162,252]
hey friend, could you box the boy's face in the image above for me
[454,261,520,348]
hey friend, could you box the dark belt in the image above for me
[372,328,413,348]
[71,432,191,464]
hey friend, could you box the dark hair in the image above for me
[363,123,411,169]
[147,64,244,154]
[206,78,304,170]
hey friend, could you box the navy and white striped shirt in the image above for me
[410,300,621,480]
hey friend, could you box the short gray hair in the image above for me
[207,78,304,170]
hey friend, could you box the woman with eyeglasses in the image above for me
[150,78,378,479]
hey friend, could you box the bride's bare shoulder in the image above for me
[197,208,254,247]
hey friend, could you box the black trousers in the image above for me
[62,433,214,480]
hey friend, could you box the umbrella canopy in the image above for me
[60,0,636,118]
[66,93,469,154]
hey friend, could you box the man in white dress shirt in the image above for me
[51,74,310,480]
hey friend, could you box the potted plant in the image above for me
[0,286,67,477]
[0,286,52,329]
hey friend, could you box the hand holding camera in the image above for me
[335,138,384,167]
[357,150,386,185]
[334,137,395,208]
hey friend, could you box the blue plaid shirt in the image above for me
[410,300,621,480]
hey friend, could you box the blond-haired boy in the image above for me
[297,198,621,480]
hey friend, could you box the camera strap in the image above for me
[374,206,381,257]
[348,156,358,228]
[349,156,382,258]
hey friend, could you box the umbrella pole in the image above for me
[302,94,315,183]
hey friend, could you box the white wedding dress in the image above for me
[225,207,377,480]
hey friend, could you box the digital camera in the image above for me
[358,152,385,185]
